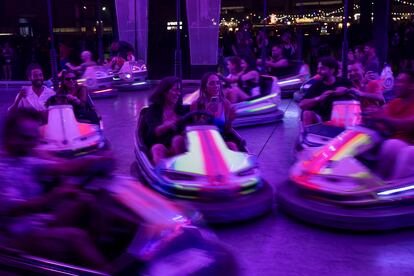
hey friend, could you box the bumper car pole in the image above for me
[175,0,183,92]
[341,0,350,78]
[260,0,268,74]
[46,0,59,91]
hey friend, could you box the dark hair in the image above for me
[400,70,414,83]
[227,56,243,73]
[318,56,339,75]
[197,72,226,109]
[3,108,42,144]
[26,63,42,78]
[149,76,180,106]
[239,55,257,72]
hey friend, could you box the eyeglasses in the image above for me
[65,77,76,81]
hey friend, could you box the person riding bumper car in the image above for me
[278,124,414,231]
[183,75,284,128]
[133,107,274,223]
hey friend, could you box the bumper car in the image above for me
[133,109,274,223]
[298,100,362,151]
[37,105,107,158]
[78,66,116,98]
[278,125,414,231]
[0,176,238,275]
[111,61,149,91]
[183,75,284,128]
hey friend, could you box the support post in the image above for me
[175,0,182,89]
[341,0,350,78]
[47,0,59,91]
[373,0,391,68]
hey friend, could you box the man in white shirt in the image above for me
[8,64,55,113]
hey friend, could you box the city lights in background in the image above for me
[218,1,414,34]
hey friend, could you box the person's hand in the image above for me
[332,87,349,96]
[318,90,333,101]
[67,94,79,103]
[17,87,28,100]
[365,71,377,81]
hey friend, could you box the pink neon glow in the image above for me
[198,130,230,185]
[301,130,369,174]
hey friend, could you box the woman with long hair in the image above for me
[222,56,250,103]
[191,72,238,151]
[145,76,186,164]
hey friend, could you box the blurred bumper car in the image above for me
[111,61,149,91]
[183,75,284,128]
[0,176,238,275]
[78,66,116,98]
[279,126,414,231]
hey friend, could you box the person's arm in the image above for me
[8,186,79,216]
[66,62,82,72]
[379,115,414,132]
[68,87,88,108]
[33,153,114,178]
[356,90,385,103]
[154,119,177,137]
[146,105,177,137]
[224,100,236,131]
[240,70,259,82]
[266,58,288,68]
[8,88,27,113]
[299,87,332,110]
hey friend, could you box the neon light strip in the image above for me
[93,89,113,94]
[247,104,276,113]
[248,93,277,104]
[303,130,370,173]
[133,82,147,86]
[377,184,414,196]
[198,130,229,180]
[278,78,301,86]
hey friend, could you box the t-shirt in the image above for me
[302,77,353,121]
[353,79,383,109]
[13,86,55,112]
[384,98,414,144]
